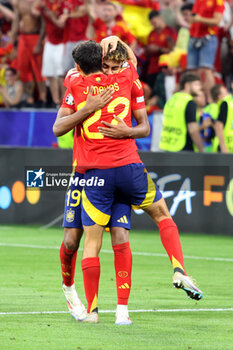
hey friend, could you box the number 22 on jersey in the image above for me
[77,97,130,140]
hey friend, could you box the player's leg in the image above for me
[60,172,85,320]
[145,199,203,300]
[109,199,132,325]
[140,174,203,300]
[119,164,203,300]
[61,227,82,287]
[117,164,185,273]
[81,223,103,320]
[80,168,115,323]
[144,197,186,275]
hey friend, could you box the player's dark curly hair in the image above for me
[104,41,129,63]
[72,40,103,75]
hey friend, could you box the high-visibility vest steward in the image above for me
[220,95,233,153]
[160,92,193,152]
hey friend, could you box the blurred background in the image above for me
[0,0,233,235]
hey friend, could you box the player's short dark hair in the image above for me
[72,40,103,75]
[210,84,224,102]
[180,73,200,90]
[148,10,160,21]
[181,3,193,12]
[103,41,129,63]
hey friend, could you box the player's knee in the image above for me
[83,242,102,258]
[64,227,83,250]
[145,199,171,225]
[83,236,102,257]
[110,227,129,246]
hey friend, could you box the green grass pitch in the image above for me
[0,225,233,350]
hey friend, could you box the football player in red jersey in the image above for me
[70,40,203,323]
[54,38,203,325]
[54,39,149,325]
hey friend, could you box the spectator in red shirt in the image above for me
[57,0,88,74]
[33,0,66,107]
[146,10,177,88]
[187,0,224,99]
[86,0,136,49]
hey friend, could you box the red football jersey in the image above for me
[61,77,145,111]
[147,26,177,75]
[190,0,224,38]
[64,62,142,172]
[131,79,145,110]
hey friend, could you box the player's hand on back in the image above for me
[85,86,113,113]
[98,115,132,139]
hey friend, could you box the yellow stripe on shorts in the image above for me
[132,170,156,210]
[82,188,110,226]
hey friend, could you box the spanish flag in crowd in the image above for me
[114,0,160,44]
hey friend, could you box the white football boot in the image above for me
[62,283,86,320]
[173,272,203,300]
[78,310,99,323]
[115,305,132,325]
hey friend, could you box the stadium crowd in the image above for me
[0,0,232,152]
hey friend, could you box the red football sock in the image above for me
[158,218,186,275]
[113,242,132,305]
[81,257,100,313]
[59,241,77,287]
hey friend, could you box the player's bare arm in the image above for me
[53,87,113,137]
[101,36,137,68]
[98,108,150,139]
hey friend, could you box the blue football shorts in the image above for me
[81,163,162,227]
[63,172,131,229]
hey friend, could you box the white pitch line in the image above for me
[0,242,233,262]
[0,243,60,250]
[0,308,233,316]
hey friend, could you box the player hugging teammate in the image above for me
[53,36,203,325]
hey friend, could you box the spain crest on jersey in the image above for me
[66,209,75,223]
